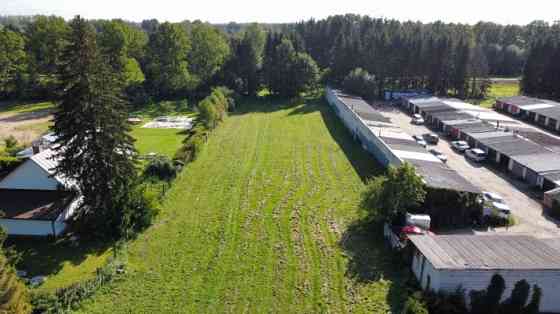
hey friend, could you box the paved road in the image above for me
[376,104,560,238]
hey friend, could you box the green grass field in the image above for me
[131,127,186,158]
[75,97,407,313]
[471,81,520,108]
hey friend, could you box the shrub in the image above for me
[174,124,209,163]
[3,135,24,157]
[402,292,429,314]
[143,155,177,182]
[342,68,377,99]
[0,155,22,175]
[31,249,126,314]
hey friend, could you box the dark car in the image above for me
[422,133,439,145]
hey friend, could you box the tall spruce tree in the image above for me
[0,229,31,314]
[53,16,139,238]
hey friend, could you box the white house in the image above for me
[408,234,560,313]
[0,149,78,236]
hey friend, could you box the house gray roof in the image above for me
[409,235,560,270]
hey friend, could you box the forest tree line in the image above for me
[0,14,559,103]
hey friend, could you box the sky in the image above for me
[3,0,559,25]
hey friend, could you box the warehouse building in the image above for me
[409,234,560,313]
[403,95,560,191]
[326,88,479,195]
[496,96,560,133]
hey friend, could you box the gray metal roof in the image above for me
[405,159,481,194]
[511,153,560,173]
[482,137,548,156]
[528,105,560,121]
[431,111,474,122]
[498,96,543,106]
[465,131,513,140]
[409,235,560,270]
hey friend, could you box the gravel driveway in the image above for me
[376,103,560,238]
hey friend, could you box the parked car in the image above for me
[411,114,424,125]
[465,148,487,162]
[413,135,427,147]
[483,202,512,219]
[429,148,447,163]
[482,191,505,204]
[422,133,439,145]
[451,140,469,152]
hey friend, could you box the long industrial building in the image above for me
[403,95,560,191]
[496,96,560,133]
[325,88,479,194]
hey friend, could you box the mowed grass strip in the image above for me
[76,97,407,313]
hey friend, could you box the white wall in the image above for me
[0,219,66,236]
[412,250,440,291]
[426,267,560,313]
[326,88,402,167]
[0,160,60,190]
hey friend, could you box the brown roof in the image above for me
[0,189,75,220]
[409,234,560,270]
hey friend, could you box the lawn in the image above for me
[131,127,186,158]
[470,80,520,108]
[6,238,113,294]
[75,96,408,313]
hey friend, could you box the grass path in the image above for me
[76,97,407,313]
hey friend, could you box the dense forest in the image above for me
[521,25,560,99]
[0,14,559,103]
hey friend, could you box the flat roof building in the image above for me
[409,234,560,313]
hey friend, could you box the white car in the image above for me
[411,114,424,125]
[451,140,470,152]
[482,191,505,204]
[484,202,512,219]
[465,148,487,162]
[429,148,447,163]
[413,135,427,147]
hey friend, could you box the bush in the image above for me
[3,135,24,157]
[0,155,22,174]
[123,186,158,234]
[143,155,177,182]
[174,124,209,163]
[31,248,126,314]
[343,68,377,99]
[402,292,429,314]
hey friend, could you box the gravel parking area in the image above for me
[374,103,560,238]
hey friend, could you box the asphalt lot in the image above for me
[374,103,560,238]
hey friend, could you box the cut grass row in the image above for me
[74,97,407,313]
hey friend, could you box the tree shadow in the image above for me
[339,217,410,313]
[0,108,52,123]
[5,235,113,278]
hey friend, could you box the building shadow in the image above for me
[6,235,113,279]
[339,217,409,313]
[318,103,384,182]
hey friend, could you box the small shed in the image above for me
[408,234,560,313]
